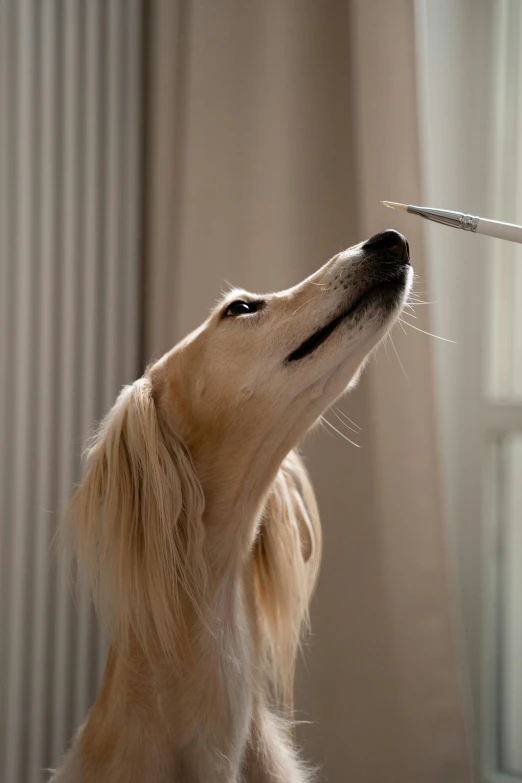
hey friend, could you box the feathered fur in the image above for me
[61,378,209,664]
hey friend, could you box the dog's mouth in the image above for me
[286,276,405,363]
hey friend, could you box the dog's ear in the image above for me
[253,450,322,711]
[60,377,207,658]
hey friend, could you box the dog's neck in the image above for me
[186,401,314,570]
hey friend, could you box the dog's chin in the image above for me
[366,285,409,335]
[287,266,411,367]
[358,283,411,356]
[309,275,411,408]
[358,264,412,322]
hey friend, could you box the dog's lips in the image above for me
[285,274,406,363]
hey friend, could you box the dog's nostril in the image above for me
[363,229,410,265]
[364,229,403,250]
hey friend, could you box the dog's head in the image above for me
[152,229,411,472]
[62,230,411,670]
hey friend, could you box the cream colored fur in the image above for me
[50,236,412,782]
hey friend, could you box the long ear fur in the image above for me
[60,377,208,660]
[253,450,322,713]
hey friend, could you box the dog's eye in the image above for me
[222,300,263,318]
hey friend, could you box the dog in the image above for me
[50,229,412,782]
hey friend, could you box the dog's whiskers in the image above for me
[398,318,456,343]
[330,407,360,435]
[320,415,361,448]
[389,333,410,385]
[331,404,361,432]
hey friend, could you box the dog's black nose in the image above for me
[363,229,410,265]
